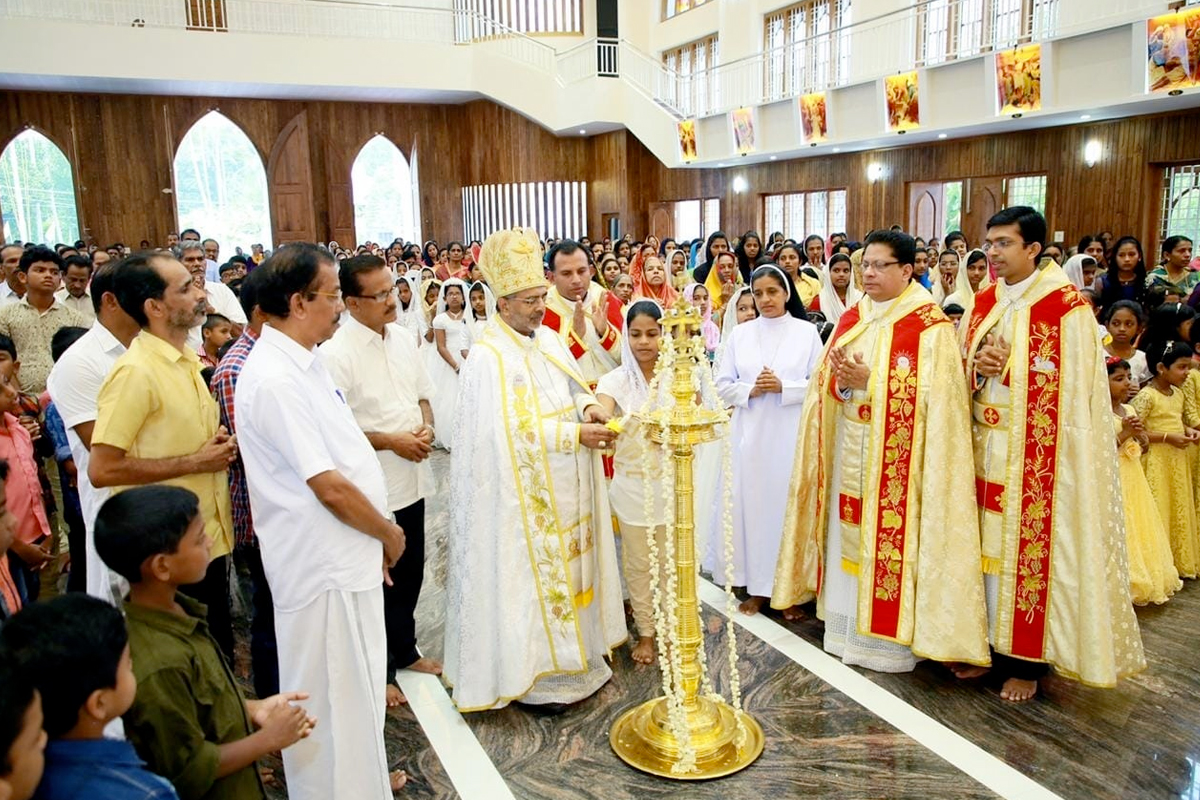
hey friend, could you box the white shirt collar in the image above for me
[259,323,318,370]
[91,321,127,354]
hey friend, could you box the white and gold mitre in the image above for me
[478,227,546,298]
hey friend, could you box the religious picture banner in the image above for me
[799,92,829,144]
[996,44,1042,114]
[730,107,757,155]
[884,72,920,132]
[1147,12,1191,92]
[677,119,698,163]
[1185,6,1200,86]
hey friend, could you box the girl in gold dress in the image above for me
[1109,357,1182,604]
[1131,341,1200,578]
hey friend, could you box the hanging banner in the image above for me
[884,71,920,132]
[1184,6,1200,85]
[730,107,757,155]
[996,43,1042,114]
[798,92,829,144]
[1147,12,1191,92]
[677,119,698,163]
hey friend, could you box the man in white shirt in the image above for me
[203,238,222,283]
[56,255,96,326]
[176,241,246,350]
[45,259,140,603]
[0,244,25,306]
[321,255,441,709]
[235,243,405,798]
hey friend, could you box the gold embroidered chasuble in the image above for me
[963,265,1145,686]
[773,281,990,664]
[443,317,627,712]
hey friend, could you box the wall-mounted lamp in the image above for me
[1084,139,1102,168]
[867,162,885,182]
[732,175,749,194]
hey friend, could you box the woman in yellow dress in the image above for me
[1131,341,1200,578]
[1109,357,1182,604]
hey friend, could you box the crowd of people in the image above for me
[0,208,1196,798]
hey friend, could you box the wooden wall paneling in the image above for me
[267,111,317,244]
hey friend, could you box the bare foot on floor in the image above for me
[404,656,443,676]
[391,769,408,792]
[738,596,766,615]
[630,636,656,665]
[947,662,990,680]
[1000,677,1038,702]
[386,684,407,708]
[781,605,805,621]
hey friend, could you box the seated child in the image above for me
[0,594,179,799]
[95,485,316,800]
[0,655,45,800]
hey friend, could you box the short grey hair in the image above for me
[174,240,205,258]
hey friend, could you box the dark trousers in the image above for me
[62,479,86,594]
[385,499,426,679]
[181,554,234,665]
[239,545,279,699]
[992,650,1050,681]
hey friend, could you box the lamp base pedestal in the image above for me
[609,695,764,780]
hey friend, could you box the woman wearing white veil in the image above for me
[395,272,426,344]
[813,253,863,325]
[425,278,471,449]
[1062,253,1093,290]
[943,248,991,315]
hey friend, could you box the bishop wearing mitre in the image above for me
[772,230,990,673]
[443,227,628,713]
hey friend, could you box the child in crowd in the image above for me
[597,301,668,665]
[94,485,316,800]
[683,283,719,361]
[0,594,180,799]
[429,280,471,449]
[198,314,233,370]
[466,281,495,342]
[0,657,45,800]
[0,356,50,606]
[1109,357,1182,605]
[1104,301,1150,391]
[942,302,965,327]
[1132,341,1200,579]
[0,461,21,621]
[44,327,89,594]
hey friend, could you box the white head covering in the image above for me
[436,278,470,315]
[815,258,863,324]
[721,285,754,339]
[395,273,426,341]
[944,248,989,311]
[1062,253,1094,290]
[466,281,497,339]
[600,299,664,415]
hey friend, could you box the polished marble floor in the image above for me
[251,451,1200,800]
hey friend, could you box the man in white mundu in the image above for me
[444,228,627,712]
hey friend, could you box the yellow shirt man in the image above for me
[92,331,233,557]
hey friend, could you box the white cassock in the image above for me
[704,313,822,597]
[444,317,626,712]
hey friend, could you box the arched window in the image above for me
[352,135,419,247]
[0,130,79,244]
[173,111,272,254]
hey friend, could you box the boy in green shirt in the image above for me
[95,485,316,800]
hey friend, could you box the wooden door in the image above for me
[186,0,227,30]
[961,177,1003,248]
[649,203,673,241]
[267,112,316,246]
[907,182,943,242]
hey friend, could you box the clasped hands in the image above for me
[829,347,870,392]
[975,333,1011,379]
[390,426,435,462]
[748,367,783,398]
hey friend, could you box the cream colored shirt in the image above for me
[0,295,89,393]
[320,316,436,512]
[54,288,96,326]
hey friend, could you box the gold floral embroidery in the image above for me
[512,380,576,628]
[874,351,917,602]
[1015,320,1058,622]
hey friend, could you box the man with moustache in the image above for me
[542,239,624,389]
[88,252,238,655]
[235,244,404,798]
[444,228,625,713]
[320,255,441,713]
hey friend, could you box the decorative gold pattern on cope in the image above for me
[609,291,765,779]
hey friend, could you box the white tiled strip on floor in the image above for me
[697,579,1066,800]
[393,670,518,800]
